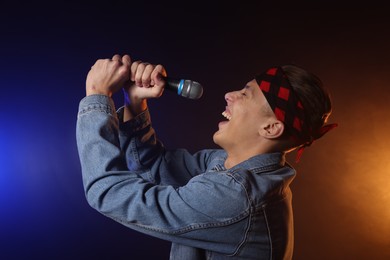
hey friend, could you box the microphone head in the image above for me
[182,80,204,99]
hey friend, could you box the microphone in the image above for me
[163,77,203,100]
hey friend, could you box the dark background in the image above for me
[1,1,390,259]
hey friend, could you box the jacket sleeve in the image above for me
[76,95,250,255]
[116,106,221,188]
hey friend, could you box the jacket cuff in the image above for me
[117,106,151,134]
[78,94,116,117]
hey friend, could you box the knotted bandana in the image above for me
[255,67,338,162]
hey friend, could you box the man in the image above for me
[76,54,337,259]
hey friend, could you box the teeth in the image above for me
[222,111,232,120]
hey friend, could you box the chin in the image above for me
[212,132,218,145]
[212,131,223,148]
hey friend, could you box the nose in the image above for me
[224,92,231,102]
[225,91,239,102]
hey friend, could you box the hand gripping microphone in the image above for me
[163,77,204,100]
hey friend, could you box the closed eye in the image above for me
[241,86,249,96]
[241,85,253,97]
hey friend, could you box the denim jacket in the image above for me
[76,95,296,260]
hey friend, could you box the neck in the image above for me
[223,146,266,169]
[223,139,289,169]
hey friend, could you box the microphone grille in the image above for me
[182,80,204,99]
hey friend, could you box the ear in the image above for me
[259,119,285,139]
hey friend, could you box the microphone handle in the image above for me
[163,77,184,95]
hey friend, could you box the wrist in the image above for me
[123,89,147,122]
[86,87,111,97]
[123,100,147,122]
[129,99,147,115]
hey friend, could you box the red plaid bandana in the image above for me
[255,67,338,162]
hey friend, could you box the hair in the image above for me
[281,64,333,141]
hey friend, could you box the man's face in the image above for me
[213,79,274,151]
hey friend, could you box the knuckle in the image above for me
[112,60,121,67]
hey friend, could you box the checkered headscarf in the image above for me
[255,66,338,162]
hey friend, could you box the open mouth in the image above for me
[222,111,232,120]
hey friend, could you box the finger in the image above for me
[112,54,122,62]
[120,55,131,82]
[134,62,149,87]
[122,54,131,67]
[151,64,167,86]
[110,55,123,72]
[130,60,142,82]
[142,64,154,87]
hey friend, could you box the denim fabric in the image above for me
[76,94,296,259]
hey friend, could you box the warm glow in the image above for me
[291,75,390,258]
[337,148,390,244]
[327,78,390,250]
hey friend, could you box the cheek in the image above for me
[232,116,261,138]
[243,111,266,131]
[241,106,264,123]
